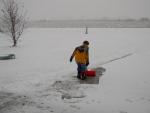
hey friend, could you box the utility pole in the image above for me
[85,26,88,34]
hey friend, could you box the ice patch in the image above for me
[51,81,86,100]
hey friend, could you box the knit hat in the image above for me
[83,40,89,45]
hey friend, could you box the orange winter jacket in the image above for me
[71,45,89,64]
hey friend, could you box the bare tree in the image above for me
[0,0,26,47]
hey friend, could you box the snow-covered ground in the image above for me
[0,28,150,113]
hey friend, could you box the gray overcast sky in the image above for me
[21,0,150,20]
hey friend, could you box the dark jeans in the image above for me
[77,63,87,76]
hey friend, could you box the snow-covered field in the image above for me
[0,28,150,113]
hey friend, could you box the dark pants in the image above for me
[77,63,87,77]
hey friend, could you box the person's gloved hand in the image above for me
[70,56,73,62]
[86,62,89,66]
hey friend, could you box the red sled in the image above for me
[84,70,96,77]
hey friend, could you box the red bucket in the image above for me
[85,70,96,77]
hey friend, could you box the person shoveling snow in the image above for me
[70,40,90,80]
